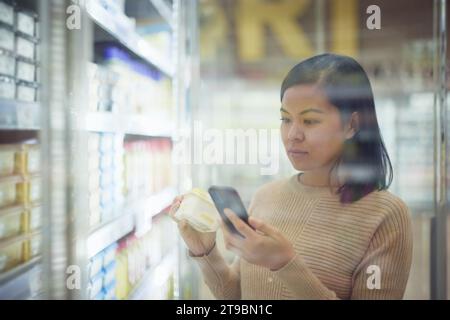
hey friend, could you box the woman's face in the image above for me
[280,84,354,172]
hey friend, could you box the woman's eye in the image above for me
[304,119,319,125]
[280,118,291,124]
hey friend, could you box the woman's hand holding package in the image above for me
[222,208,296,271]
[168,195,216,256]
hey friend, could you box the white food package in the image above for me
[174,188,220,232]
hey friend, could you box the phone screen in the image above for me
[208,186,250,236]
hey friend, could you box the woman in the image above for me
[169,53,413,300]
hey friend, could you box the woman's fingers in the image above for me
[168,194,184,219]
[224,208,255,239]
[221,219,244,249]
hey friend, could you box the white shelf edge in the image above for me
[0,257,42,300]
[127,249,177,300]
[86,0,174,77]
[149,0,174,28]
[87,187,177,258]
[85,112,173,138]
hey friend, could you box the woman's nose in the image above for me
[288,123,305,141]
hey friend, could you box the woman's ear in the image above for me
[345,112,360,140]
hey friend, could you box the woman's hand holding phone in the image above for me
[168,195,216,256]
[221,208,296,271]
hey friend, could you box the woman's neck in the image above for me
[300,168,341,188]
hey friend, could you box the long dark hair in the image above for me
[281,53,393,204]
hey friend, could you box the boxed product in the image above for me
[88,134,100,153]
[0,237,25,273]
[103,279,116,300]
[0,208,23,240]
[102,243,117,267]
[0,145,17,177]
[88,251,104,279]
[26,232,41,259]
[16,58,37,82]
[0,49,15,76]
[0,1,14,26]
[17,177,41,205]
[15,35,37,60]
[16,10,38,38]
[88,271,104,299]
[0,177,18,208]
[102,261,116,287]
[0,75,15,99]
[14,144,40,175]
[0,24,14,52]
[16,80,38,102]
[28,204,41,231]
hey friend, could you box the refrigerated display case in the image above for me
[0,0,198,300]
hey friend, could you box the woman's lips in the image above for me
[288,150,308,159]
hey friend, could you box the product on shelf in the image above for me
[16,58,37,82]
[14,143,40,175]
[25,231,41,259]
[0,208,23,240]
[16,9,38,38]
[0,1,14,26]
[27,204,41,232]
[0,48,15,77]
[88,242,118,300]
[0,144,18,177]
[0,237,26,272]
[123,138,173,198]
[0,74,15,99]
[95,45,172,117]
[17,176,41,204]
[0,24,14,52]
[88,133,124,228]
[0,177,20,208]
[174,188,220,232]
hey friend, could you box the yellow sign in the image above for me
[200,0,359,62]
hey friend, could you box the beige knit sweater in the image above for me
[191,173,413,300]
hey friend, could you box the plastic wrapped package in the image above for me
[174,188,220,232]
[0,209,23,240]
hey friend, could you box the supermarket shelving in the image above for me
[0,99,40,130]
[86,112,173,138]
[127,249,177,300]
[149,0,175,28]
[0,256,42,300]
[85,0,174,77]
[87,187,177,259]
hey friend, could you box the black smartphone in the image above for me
[208,185,251,237]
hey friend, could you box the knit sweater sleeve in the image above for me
[189,192,259,299]
[271,197,413,300]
